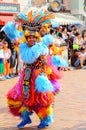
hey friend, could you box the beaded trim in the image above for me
[22,68,31,99]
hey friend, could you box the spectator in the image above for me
[68,36,75,60]
[61,27,70,70]
[71,49,85,68]
[70,25,77,36]
[80,47,86,65]
[4,37,17,78]
[56,26,62,38]
[0,41,5,80]
[82,30,86,48]
[9,43,17,78]
[73,32,83,50]
[3,41,11,79]
[62,27,68,44]
[80,47,86,56]
[14,40,23,76]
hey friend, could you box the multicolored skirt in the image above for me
[7,66,61,116]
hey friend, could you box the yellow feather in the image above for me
[47,106,53,115]
[8,100,21,107]
[19,106,28,113]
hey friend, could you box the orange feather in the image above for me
[38,13,55,23]
[32,14,41,22]
[28,10,33,22]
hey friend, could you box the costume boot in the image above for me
[38,115,54,129]
[17,111,32,128]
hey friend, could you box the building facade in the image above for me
[0,0,20,25]
[70,0,86,23]
[0,0,86,25]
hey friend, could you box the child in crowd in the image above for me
[3,41,11,79]
[0,42,5,80]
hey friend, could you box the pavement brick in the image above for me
[0,69,86,130]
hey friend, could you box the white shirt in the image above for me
[0,49,4,58]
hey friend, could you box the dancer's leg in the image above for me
[17,110,32,128]
[37,106,54,128]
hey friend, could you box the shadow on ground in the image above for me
[61,122,86,130]
[0,126,50,130]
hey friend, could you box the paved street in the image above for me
[0,69,86,130]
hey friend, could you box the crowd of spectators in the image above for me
[54,25,86,70]
[0,38,23,80]
[0,24,86,81]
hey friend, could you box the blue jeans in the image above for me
[74,59,80,67]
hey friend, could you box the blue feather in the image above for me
[2,22,24,42]
[42,34,55,47]
[60,59,68,67]
[43,115,54,124]
[36,16,43,23]
[35,74,54,92]
[52,55,68,67]
[19,42,49,64]
[36,14,45,23]
[18,13,28,21]
[41,20,51,25]
[52,55,60,66]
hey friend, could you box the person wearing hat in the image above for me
[0,41,5,80]
[5,10,62,129]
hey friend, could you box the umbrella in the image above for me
[68,23,86,31]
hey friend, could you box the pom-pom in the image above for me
[35,74,54,92]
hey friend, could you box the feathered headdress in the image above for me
[2,10,55,43]
[15,10,55,31]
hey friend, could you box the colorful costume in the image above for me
[2,10,62,129]
[42,34,68,69]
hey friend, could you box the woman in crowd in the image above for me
[82,30,86,48]
[73,32,83,50]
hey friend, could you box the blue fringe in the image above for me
[52,55,68,67]
[2,22,23,42]
[18,13,28,21]
[43,115,54,124]
[35,74,54,92]
[19,42,49,64]
[42,34,55,47]
[39,115,54,127]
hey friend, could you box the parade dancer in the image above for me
[2,10,61,129]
